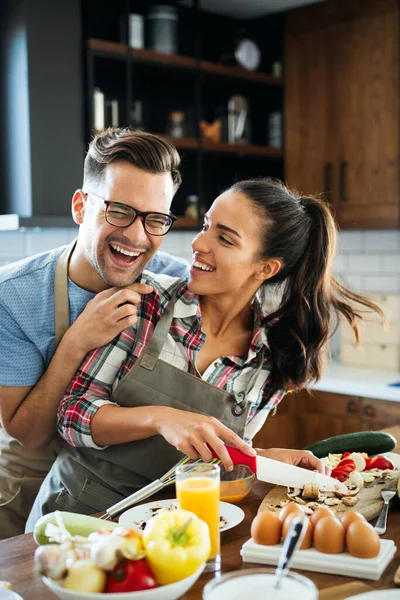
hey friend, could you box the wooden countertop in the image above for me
[1,478,399,599]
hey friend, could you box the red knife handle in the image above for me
[207,444,257,473]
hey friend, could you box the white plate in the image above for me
[118,498,244,533]
[347,591,400,600]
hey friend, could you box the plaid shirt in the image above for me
[57,272,285,448]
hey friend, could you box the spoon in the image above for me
[274,511,308,589]
[374,488,397,535]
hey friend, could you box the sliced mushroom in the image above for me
[294,496,307,505]
[343,486,360,497]
[342,496,360,507]
[306,502,320,510]
[302,506,314,515]
[287,487,302,498]
[324,497,343,506]
[302,484,320,500]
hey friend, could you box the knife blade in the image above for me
[211,445,348,494]
[254,454,348,494]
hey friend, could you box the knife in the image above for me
[211,445,348,494]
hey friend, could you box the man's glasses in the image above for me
[85,191,176,236]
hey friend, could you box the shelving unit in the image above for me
[83,1,285,226]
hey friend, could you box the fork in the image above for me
[374,488,397,535]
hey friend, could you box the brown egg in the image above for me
[278,502,303,523]
[314,516,345,554]
[282,512,313,550]
[251,511,282,546]
[310,506,335,528]
[339,511,367,531]
[346,520,381,558]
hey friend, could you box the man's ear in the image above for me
[72,190,87,225]
[254,258,282,282]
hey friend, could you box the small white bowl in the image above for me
[43,563,205,600]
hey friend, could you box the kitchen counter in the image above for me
[2,475,400,599]
[312,361,400,402]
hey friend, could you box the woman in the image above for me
[26,178,382,528]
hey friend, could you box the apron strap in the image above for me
[54,240,77,348]
[231,347,266,416]
[138,284,182,371]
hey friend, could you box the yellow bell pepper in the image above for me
[142,509,210,585]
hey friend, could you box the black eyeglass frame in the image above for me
[84,191,177,236]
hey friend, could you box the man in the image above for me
[0,128,189,539]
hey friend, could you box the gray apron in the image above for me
[0,242,75,539]
[26,287,265,526]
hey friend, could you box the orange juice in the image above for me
[177,476,220,559]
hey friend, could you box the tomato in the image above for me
[106,559,158,593]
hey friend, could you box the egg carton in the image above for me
[240,538,396,581]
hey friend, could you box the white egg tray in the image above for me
[240,538,396,581]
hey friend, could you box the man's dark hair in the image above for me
[84,128,182,191]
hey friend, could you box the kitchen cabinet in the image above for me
[253,390,400,450]
[285,0,399,229]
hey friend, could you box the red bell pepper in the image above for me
[364,455,395,471]
[331,458,357,482]
[106,559,158,594]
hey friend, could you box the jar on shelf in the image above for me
[167,111,186,138]
[148,5,178,55]
[185,195,199,220]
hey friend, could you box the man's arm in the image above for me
[0,283,152,449]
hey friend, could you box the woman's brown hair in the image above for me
[83,128,182,191]
[231,178,385,390]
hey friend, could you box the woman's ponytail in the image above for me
[231,178,385,391]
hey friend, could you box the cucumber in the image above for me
[304,430,397,458]
[33,511,120,545]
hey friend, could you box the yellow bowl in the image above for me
[219,464,256,503]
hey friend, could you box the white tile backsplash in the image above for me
[347,254,381,273]
[364,231,400,252]
[336,230,400,295]
[383,255,400,274]
[337,231,365,253]
[1,228,399,298]
[0,227,192,267]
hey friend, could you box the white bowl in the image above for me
[43,563,205,600]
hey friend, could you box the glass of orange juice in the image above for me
[176,462,220,572]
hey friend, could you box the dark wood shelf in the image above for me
[200,60,283,86]
[158,136,284,157]
[162,136,199,150]
[201,141,284,157]
[86,39,283,86]
[87,39,129,55]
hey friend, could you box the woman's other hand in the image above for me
[255,447,331,476]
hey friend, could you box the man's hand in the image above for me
[65,283,153,355]
[256,448,331,475]
[155,408,256,471]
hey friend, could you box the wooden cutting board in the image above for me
[320,581,372,600]
[258,471,399,521]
